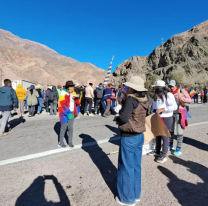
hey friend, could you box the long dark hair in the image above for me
[153,86,169,102]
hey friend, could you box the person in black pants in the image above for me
[84,83,94,116]
[204,87,208,103]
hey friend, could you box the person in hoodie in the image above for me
[115,76,149,206]
[94,83,104,115]
[0,79,18,136]
[48,86,59,116]
[36,84,44,115]
[26,85,39,117]
[168,80,191,156]
[15,84,26,117]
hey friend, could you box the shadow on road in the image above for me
[158,156,208,206]
[15,175,70,206]
[7,117,26,131]
[183,136,208,152]
[105,124,120,136]
[54,122,69,144]
[80,133,117,196]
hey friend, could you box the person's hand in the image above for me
[156,108,165,114]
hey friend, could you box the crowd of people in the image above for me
[0,76,193,205]
[193,86,208,103]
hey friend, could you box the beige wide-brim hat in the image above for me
[124,76,148,92]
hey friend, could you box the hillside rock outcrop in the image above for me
[111,20,208,87]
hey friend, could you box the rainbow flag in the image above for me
[189,88,196,99]
[103,56,114,86]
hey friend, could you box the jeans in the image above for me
[95,99,101,114]
[37,98,43,113]
[28,106,35,116]
[103,101,111,116]
[156,116,173,157]
[117,134,144,205]
[17,100,25,115]
[46,98,49,113]
[170,115,183,148]
[25,99,28,109]
[84,97,93,114]
[49,101,57,115]
[59,115,74,145]
[111,99,115,114]
[0,111,11,134]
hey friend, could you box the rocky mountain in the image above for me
[0,29,106,87]
[111,20,208,88]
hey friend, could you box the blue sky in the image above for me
[0,0,207,72]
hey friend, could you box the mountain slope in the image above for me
[111,20,208,87]
[0,29,105,86]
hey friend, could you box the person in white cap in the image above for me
[168,79,191,156]
[151,80,177,163]
[115,76,149,206]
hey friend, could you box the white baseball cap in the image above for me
[169,80,176,87]
[152,80,166,87]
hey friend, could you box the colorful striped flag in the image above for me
[189,88,196,99]
[103,56,114,86]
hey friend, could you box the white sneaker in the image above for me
[115,197,135,206]
[135,199,140,202]
[83,113,87,116]
[89,113,94,116]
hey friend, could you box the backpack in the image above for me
[48,90,55,101]
[96,89,103,99]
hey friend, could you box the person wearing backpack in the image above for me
[169,80,191,156]
[48,86,59,116]
[94,83,104,115]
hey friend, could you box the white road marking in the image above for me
[0,137,120,166]
[0,121,208,167]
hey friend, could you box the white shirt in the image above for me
[152,92,177,117]
[69,93,74,112]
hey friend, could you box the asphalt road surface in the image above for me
[0,104,208,206]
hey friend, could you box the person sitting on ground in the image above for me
[58,80,80,148]
[36,84,44,115]
[115,76,149,206]
[169,80,191,156]
[26,85,39,117]
[15,84,27,117]
[84,83,94,116]
[151,80,177,163]
[0,79,18,136]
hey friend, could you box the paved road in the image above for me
[0,104,208,205]
[0,104,208,162]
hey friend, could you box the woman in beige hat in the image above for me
[115,76,149,206]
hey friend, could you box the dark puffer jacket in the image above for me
[116,94,149,137]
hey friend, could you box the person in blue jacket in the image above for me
[0,79,18,136]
